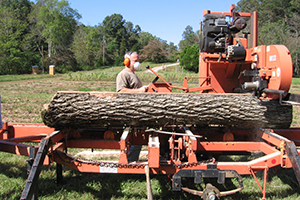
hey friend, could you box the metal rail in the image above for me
[0,123,299,199]
[20,131,60,200]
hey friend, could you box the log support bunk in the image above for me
[1,122,300,199]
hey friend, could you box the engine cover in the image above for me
[200,14,228,53]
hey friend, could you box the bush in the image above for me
[180,44,199,73]
[114,55,123,66]
[95,56,104,68]
[55,65,75,73]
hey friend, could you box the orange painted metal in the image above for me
[0,123,54,156]
[147,82,172,93]
[260,45,292,99]
[67,140,120,149]
[197,141,277,155]
[184,128,198,163]
[148,133,160,168]
[273,128,300,146]
[2,123,297,174]
[202,4,252,18]
[146,13,292,97]
[0,140,37,156]
[250,167,268,200]
[223,131,234,141]
[251,11,258,48]
[103,130,115,140]
[5,123,54,138]
[1,121,300,199]
[119,128,130,165]
[198,6,292,99]
[199,52,252,93]
[48,137,283,177]
[3,135,46,143]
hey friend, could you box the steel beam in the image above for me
[20,131,60,200]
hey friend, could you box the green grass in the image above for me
[1,151,300,200]
[61,63,191,84]
[292,78,300,86]
[0,74,58,82]
[1,64,300,199]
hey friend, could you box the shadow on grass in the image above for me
[0,155,29,199]
[265,167,300,199]
[36,165,201,200]
[0,156,299,199]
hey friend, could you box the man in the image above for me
[116,51,148,93]
[116,51,148,161]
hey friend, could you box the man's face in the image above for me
[130,52,139,71]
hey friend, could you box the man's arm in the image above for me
[118,86,148,93]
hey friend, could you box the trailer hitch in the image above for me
[172,164,244,198]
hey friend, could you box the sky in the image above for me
[68,0,239,46]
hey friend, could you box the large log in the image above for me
[41,91,293,129]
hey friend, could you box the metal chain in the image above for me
[55,150,214,169]
[55,150,146,168]
[174,158,215,169]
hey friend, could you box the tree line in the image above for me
[0,0,181,75]
[1,0,300,75]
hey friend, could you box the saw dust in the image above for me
[76,150,149,161]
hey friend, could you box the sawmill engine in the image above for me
[200,14,247,60]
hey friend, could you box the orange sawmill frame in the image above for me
[1,122,300,199]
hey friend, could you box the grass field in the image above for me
[1,65,300,199]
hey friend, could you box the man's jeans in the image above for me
[127,145,142,161]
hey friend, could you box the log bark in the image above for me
[41,91,293,129]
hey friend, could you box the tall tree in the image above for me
[101,14,141,65]
[139,39,169,63]
[30,0,80,70]
[0,0,37,75]
[71,24,105,69]
[179,25,199,50]
[124,21,141,52]
[71,25,93,67]
[166,42,179,62]
[102,13,126,62]
[138,32,156,48]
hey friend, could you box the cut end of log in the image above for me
[43,104,49,111]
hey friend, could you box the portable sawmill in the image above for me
[1,4,300,200]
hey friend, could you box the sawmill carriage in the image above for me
[1,4,300,200]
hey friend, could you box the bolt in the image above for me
[208,192,216,200]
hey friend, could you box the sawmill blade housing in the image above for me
[149,5,293,102]
[199,5,292,101]
[127,4,297,130]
